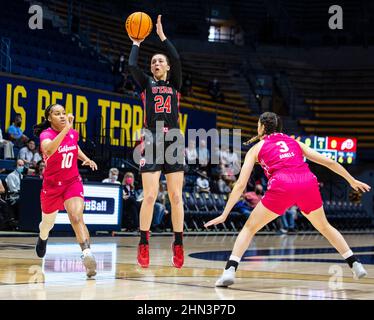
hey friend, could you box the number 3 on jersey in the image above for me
[276,141,289,153]
[154,95,171,113]
[61,152,74,169]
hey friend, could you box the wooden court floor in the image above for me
[0,233,373,300]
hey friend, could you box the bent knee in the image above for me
[69,214,82,225]
[243,221,262,234]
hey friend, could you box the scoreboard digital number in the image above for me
[291,136,357,164]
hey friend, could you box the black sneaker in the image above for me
[36,237,48,258]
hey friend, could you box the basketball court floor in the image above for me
[0,233,373,300]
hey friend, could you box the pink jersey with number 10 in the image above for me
[257,133,309,179]
[39,127,80,185]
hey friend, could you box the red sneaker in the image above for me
[137,243,149,268]
[172,243,184,268]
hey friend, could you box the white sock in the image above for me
[39,212,57,240]
[229,255,241,263]
[342,250,353,259]
[82,248,92,257]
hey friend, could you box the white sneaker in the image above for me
[351,261,367,280]
[82,253,97,278]
[215,266,236,287]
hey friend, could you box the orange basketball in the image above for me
[125,12,153,40]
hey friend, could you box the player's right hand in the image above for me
[66,113,74,129]
[350,179,371,193]
[129,36,144,46]
[204,214,227,228]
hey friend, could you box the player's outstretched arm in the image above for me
[41,114,74,157]
[157,15,182,90]
[128,36,148,90]
[297,141,371,193]
[78,146,97,171]
[204,145,258,228]
[156,14,166,42]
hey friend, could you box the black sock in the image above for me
[225,260,239,271]
[79,239,90,251]
[140,230,149,245]
[346,255,359,268]
[174,232,183,245]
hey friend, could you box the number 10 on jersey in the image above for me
[61,152,74,168]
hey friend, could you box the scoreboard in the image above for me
[291,136,357,164]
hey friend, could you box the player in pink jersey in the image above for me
[205,112,371,287]
[33,104,98,278]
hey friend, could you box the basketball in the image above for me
[125,12,153,40]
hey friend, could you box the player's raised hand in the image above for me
[129,36,145,46]
[350,179,371,193]
[204,214,228,228]
[156,15,166,41]
[66,113,74,129]
[82,159,98,171]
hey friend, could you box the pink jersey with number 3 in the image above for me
[258,133,309,179]
[39,127,80,184]
[257,133,322,215]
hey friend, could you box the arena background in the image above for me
[0,0,373,302]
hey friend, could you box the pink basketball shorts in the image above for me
[261,171,323,215]
[40,176,84,214]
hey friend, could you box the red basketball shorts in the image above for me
[40,176,84,214]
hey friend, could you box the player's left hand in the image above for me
[156,15,166,41]
[82,159,98,171]
[204,214,227,228]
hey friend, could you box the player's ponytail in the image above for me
[243,135,261,145]
[33,104,57,137]
[244,112,282,145]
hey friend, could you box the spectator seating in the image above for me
[324,200,374,230]
[183,191,248,232]
[182,187,373,232]
[3,0,114,91]
[261,56,374,149]
[301,99,374,149]
[0,160,16,171]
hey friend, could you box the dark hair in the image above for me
[34,160,44,175]
[244,112,282,145]
[33,104,58,137]
[259,112,282,135]
[13,114,22,122]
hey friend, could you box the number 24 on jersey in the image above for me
[154,95,171,113]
